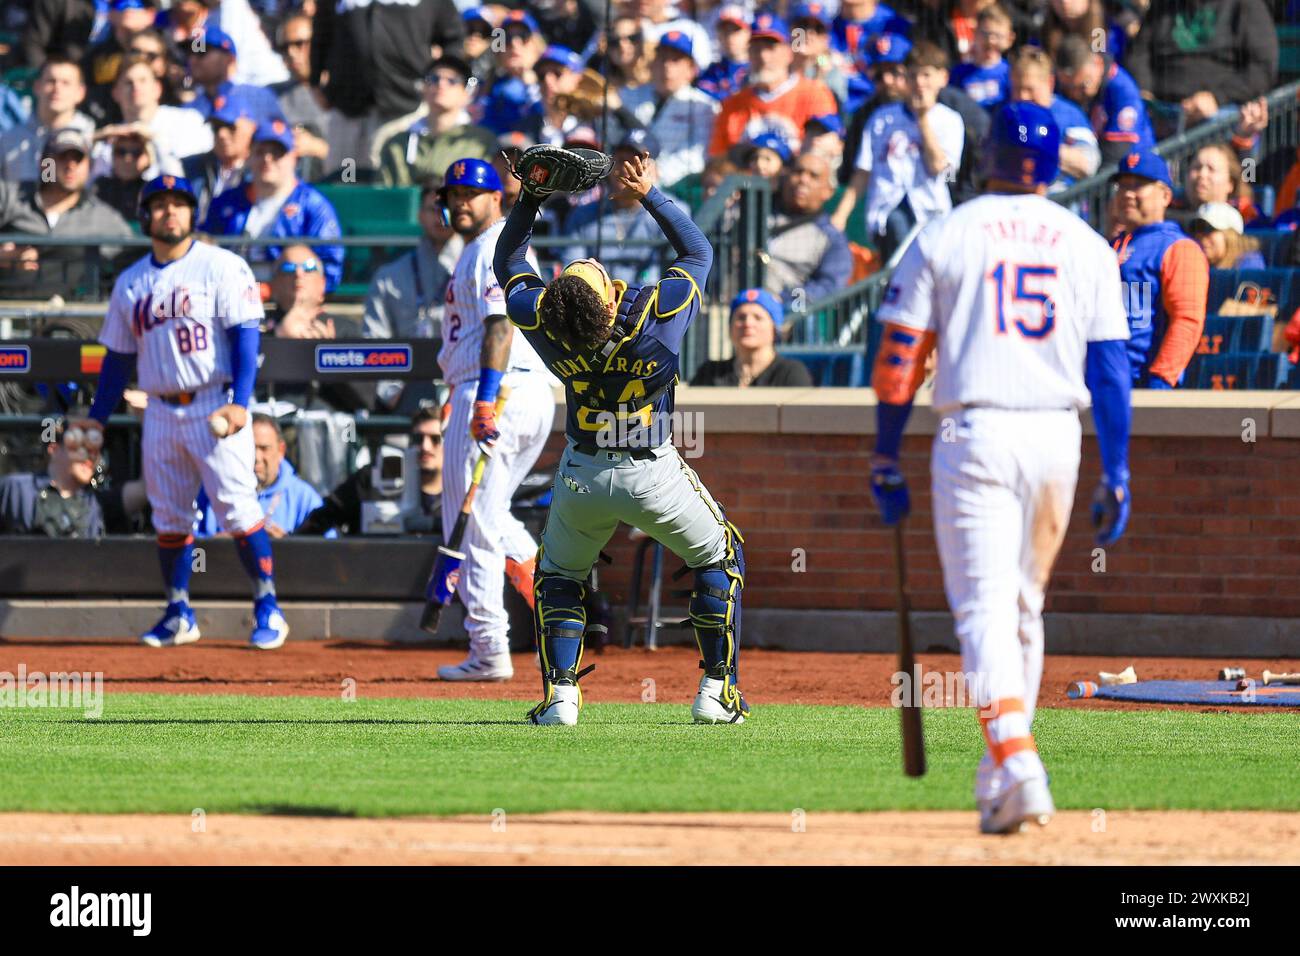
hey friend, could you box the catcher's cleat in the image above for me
[691,673,749,724]
[438,651,514,682]
[527,682,580,726]
[141,604,200,648]
[505,556,536,611]
[979,776,1055,835]
[250,604,290,650]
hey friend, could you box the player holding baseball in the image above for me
[86,175,289,650]
[494,150,748,726]
[868,103,1132,833]
[435,158,555,682]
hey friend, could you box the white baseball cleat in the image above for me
[691,675,749,724]
[141,607,201,648]
[437,652,515,682]
[527,683,580,726]
[979,776,1055,834]
[250,607,290,650]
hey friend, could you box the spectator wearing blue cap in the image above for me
[475,10,545,136]
[186,27,286,127]
[182,99,257,221]
[697,5,751,102]
[689,289,815,387]
[83,0,157,98]
[743,131,792,180]
[460,8,500,90]
[378,54,495,187]
[839,31,911,184]
[206,0,293,88]
[561,130,689,286]
[202,118,344,293]
[537,46,590,145]
[636,0,714,71]
[1109,147,1209,389]
[790,2,851,108]
[832,0,910,65]
[804,113,844,169]
[313,0,466,175]
[646,29,719,188]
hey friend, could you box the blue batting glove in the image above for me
[1148,376,1173,390]
[1091,479,1130,546]
[871,461,910,526]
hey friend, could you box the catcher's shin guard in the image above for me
[686,520,747,712]
[528,569,594,723]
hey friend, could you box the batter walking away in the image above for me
[495,152,748,726]
[868,103,1132,833]
[436,158,555,682]
[86,175,289,650]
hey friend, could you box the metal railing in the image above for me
[1054,79,1300,233]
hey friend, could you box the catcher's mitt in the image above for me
[509,144,613,199]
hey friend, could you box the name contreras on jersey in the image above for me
[980,220,1064,246]
[551,355,659,379]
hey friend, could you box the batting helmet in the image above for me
[137,174,198,235]
[440,158,503,198]
[982,102,1061,188]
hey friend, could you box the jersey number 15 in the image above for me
[988,263,1056,339]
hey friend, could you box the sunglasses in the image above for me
[113,146,145,158]
[129,48,165,60]
[411,431,443,446]
[277,259,322,274]
[280,38,311,50]
[424,72,468,87]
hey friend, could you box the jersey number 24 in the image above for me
[988,263,1056,339]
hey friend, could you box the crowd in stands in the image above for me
[0,0,1299,538]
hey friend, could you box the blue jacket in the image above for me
[1088,61,1156,160]
[202,180,344,292]
[1112,221,1209,386]
[194,458,333,537]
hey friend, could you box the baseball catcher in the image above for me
[494,145,747,726]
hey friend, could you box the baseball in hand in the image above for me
[209,414,230,438]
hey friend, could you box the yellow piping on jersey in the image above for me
[600,286,656,373]
[654,267,702,319]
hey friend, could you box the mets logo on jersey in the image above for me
[0,345,31,373]
[282,203,300,219]
[315,344,412,372]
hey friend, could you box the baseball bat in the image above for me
[1263,670,1300,686]
[892,521,926,777]
[419,386,510,634]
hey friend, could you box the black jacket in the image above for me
[22,0,95,68]
[312,0,465,120]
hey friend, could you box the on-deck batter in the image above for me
[435,158,555,682]
[868,103,1133,833]
[86,175,289,650]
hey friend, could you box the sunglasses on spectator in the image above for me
[614,33,641,45]
[280,39,311,50]
[277,259,322,274]
[505,29,532,44]
[411,431,443,446]
[424,72,471,87]
[113,145,145,158]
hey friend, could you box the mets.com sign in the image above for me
[314,344,412,374]
[0,345,31,373]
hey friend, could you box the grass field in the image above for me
[0,694,1296,817]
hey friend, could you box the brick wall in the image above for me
[532,389,1300,618]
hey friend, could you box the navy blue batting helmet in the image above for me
[441,157,503,195]
[982,102,1061,188]
[138,174,198,234]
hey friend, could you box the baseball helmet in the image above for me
[440,157,504,197]
[137,174,198,235]
[982,101,1061,188]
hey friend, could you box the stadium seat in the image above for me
[1184,352,1291,390]
[1199,314,1273,354]
[780,346,868,387]
[315,185,422,298]
[1279,24,1300,82]
[1207,267,1300,317]
[1248,229,1295,267]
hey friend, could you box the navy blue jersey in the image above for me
[495,187,711,448]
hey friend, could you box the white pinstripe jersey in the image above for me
[99,241,264,395]
[437,218,545,386]
[877,193,1129,414]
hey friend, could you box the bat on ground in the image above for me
[892,521,926,777]
[1263,670,1300,686]
[419,386,510,634]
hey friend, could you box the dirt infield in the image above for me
[0,810,1296,865]
[0,639,1294,711]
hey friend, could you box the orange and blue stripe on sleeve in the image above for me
[871,323,937,405]
[1149,238,1208,387]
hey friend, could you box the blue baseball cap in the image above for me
[750,11,791,44]
[862,31,911,66]
[201,27,237,58]
[616,127,661,159]
[790,3,832,27]
[463,7,492,27]
[806,113,844,137]
[1111,147,1172,188]
[442,157,504,193]
[253,117,296,152]
[209,98,251,128]
[731,288,784,328]
[111,0,154,11]
[500,8,540,34]
[537,45,584,73]
[749,131,792,162]
[657,29,694,59]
